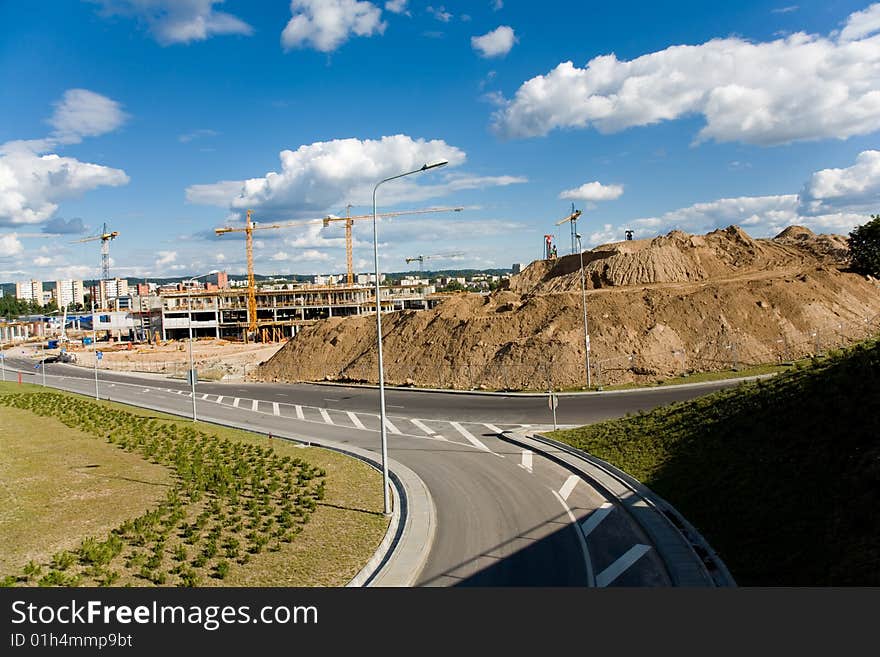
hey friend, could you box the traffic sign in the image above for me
[548,393,558,410]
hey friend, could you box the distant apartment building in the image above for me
[356,273,385,285]
[53,279,85,308]
[15,280,43,303]
[136,283,151,296]
[91,278,129,309]
[511,263,522,274]
[205,271,228,288]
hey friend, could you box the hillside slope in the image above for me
[548,339,880,585]
[257,225,880,389]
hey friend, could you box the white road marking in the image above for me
[232,398,240,408]
[595,545,651,588]
[176,390,184,395]
[295,405,304,420]
[520,450,533,473]
[552,490,595,586]
[251,399,259,412]
[201,394,209,400]
[384,417,402,435]
[484,423,504,434]
[450,421,491,453]
[347,412,366,430]
[580,502,614,537]
[324,398,340,402]
[273,402,280,416]
[216,396,225,404]
[559,475,579,502]
[319,408,333,425]
[387,404,405,409]
[143,389,150,393]
[410,418,436,435]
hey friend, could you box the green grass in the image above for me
[546,340,880,585]
[0,383,387,587]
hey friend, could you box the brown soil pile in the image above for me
[257,226,880,389]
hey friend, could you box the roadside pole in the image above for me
[41,346,46,387]
[92,299,99,400]
[0,352,5,382]
[548,388,558,431]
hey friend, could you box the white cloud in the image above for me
[471,25,516,58]
[798,149,880,214]
[282,0,386,52]
[178,128,218,143]
[427,6,452,22]
[384,0,408,14]
[49,89,128,145]
[772,5,799,14]
[0,141,129,227]
[186,134,476,216]
[559,181,624,202]
[839,3,880,41]
[33,256,52,267]
[271,249,331,262]
[155,250,177,266]
[0,235,24,257]
[87,0,253,46]
[491,1,503,10]
[493,8,880,145]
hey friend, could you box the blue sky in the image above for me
[2,0,880,283]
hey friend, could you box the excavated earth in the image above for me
[257,225,880,389]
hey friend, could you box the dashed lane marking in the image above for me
[520,450,533,474]
[580,503,614,538]
[273,402,280,416]
[559,475,579,502]
[595,545,651,588]
[347,412,366,430]
[410,418,436,435]
[319,408,333,425]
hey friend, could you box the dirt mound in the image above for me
[258,226,880,389]
[772,225,850,263]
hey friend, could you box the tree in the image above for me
[849,215,880,277]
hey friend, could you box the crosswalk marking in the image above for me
[251,399,259,412]
[410,418,437,435]
[347,412,366,430]
[580,503,614,538]
[520,450,533,473]
[232,398,240,408]
[295,405,304,420]
[216,396,224,404]
[319,408,333,425]
[273,402,280,416]
[384,418,402,435]
[450,421,491,453]
[201,393,209,400]
[596,545,651,587]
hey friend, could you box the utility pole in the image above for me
[92,297,99,400]
[575,234,591,388]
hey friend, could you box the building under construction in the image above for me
[160,282,438,342]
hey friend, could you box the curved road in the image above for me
[1,350,741,586]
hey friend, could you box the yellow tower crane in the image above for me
[215,206,463,338]
[555,205,583,255]
[73,223,119,310]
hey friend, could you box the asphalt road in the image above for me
[0,350,742,586]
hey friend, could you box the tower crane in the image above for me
[321,206,463,285]
[555,204,582,255]
[215,206,464,337]
[73,223,119,310]
[404,253,466,272]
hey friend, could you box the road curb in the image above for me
[502,429,736,587]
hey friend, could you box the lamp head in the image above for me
[421,160,448,171]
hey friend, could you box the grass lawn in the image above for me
[0,382,388,587]
[546,340,880,585]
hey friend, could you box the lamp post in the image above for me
[372,161,448,516]
[91,297,99,400]
[185,271,220,423]
[575,234,592,388]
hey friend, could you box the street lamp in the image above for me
[575,234,592,388]
[373,160,448,516]
[185,271,220,422]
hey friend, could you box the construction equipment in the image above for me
[555,204,582,255]
[404,253,466,272]
[322,206,463,285]
[625,229,634,241]
[74,222,119,282]
[215,206,463,337]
